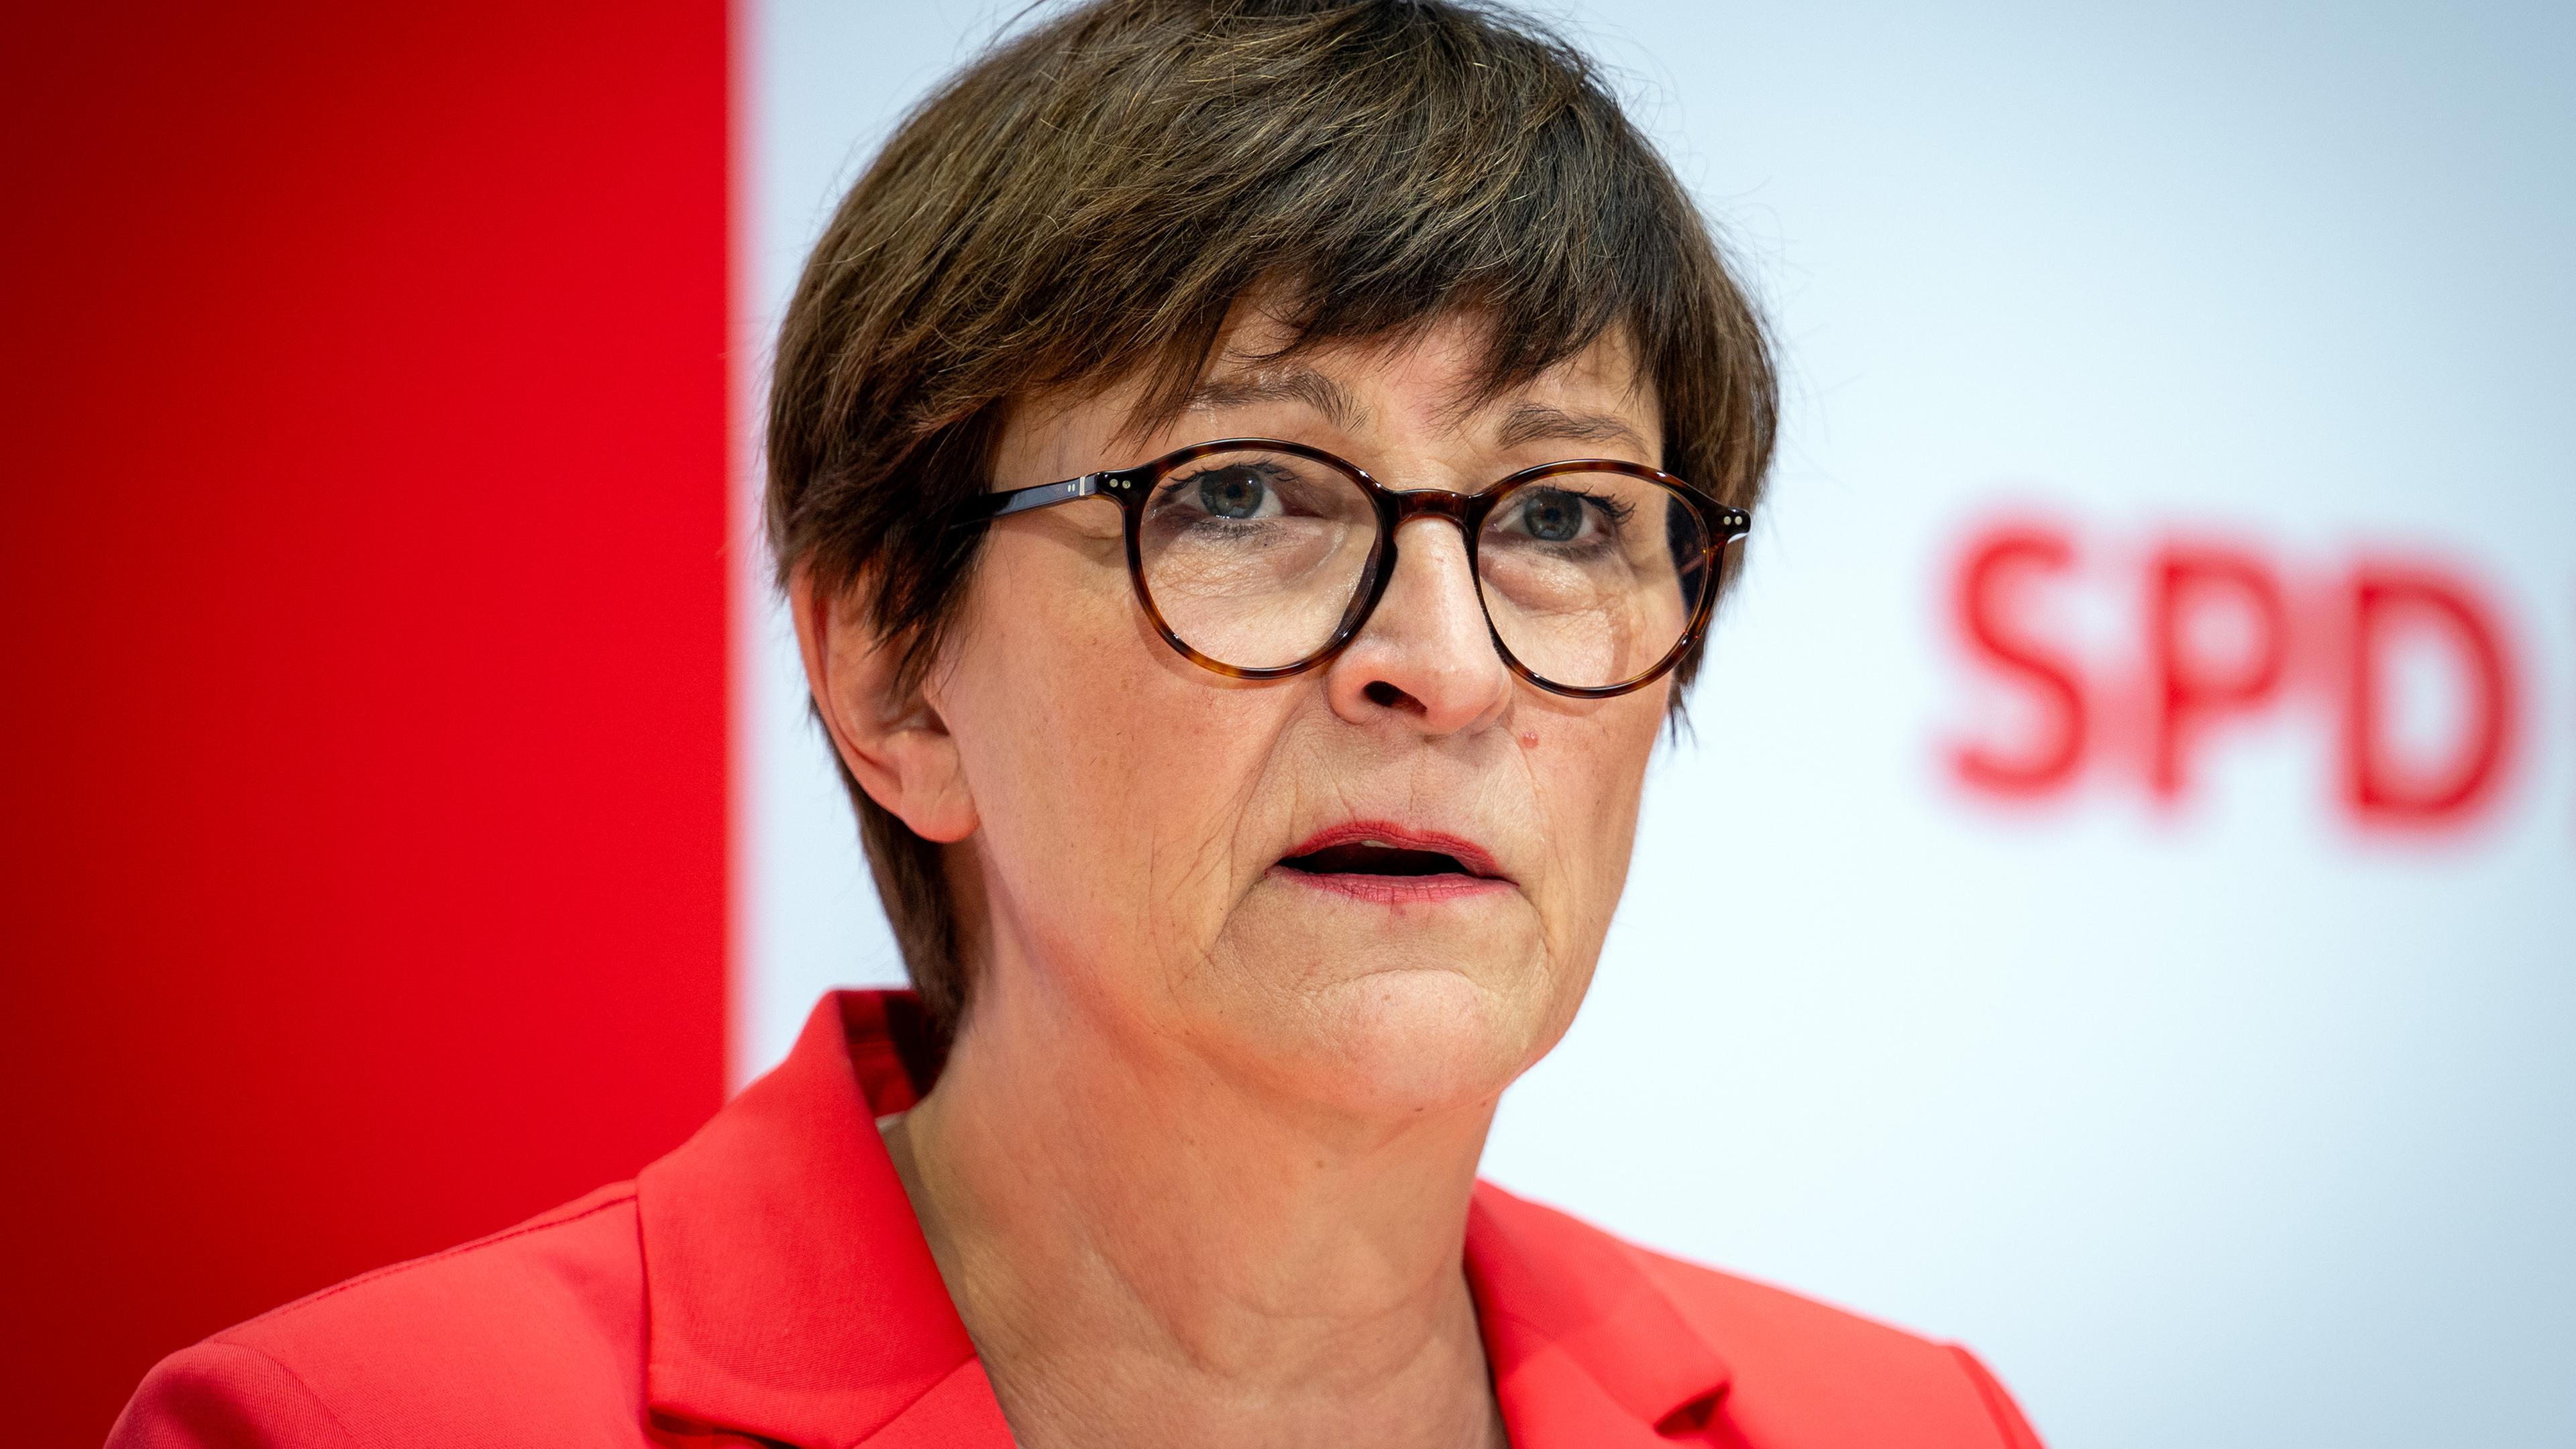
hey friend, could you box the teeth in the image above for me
[1360,838,1391,848]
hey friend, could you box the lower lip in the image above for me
[1267,866,1513,905]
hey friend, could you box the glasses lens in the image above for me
[1475,472,1711,691]
[1136,448,1382,672]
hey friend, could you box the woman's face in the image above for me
[887,311,1671,1118]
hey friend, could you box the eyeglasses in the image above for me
[959,438,1751,698]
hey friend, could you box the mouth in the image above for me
[1273,822,1509,904]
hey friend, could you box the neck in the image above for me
[885,962,1509,1449]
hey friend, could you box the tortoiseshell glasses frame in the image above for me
[956,437,1752,699]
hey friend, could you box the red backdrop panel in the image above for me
[0,5,729,1440]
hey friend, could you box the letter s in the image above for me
[1949,523,2087,797]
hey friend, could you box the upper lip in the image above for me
[1277,820,1507,881]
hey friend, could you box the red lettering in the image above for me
[2147,545,2290,800]
[1950,525,2086,796]
[2341,562,2517,827]
[1941,511,2543,829]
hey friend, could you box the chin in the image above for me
[1260,957,1560,1120]
[1350,973,1540,1114]
[1185,882,1585,1120]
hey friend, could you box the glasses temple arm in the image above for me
[952,472,1125,528]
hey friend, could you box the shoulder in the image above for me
[1474,1184,2045,1449]
[1625,1244,2046,1449]
[111,1183,651,1448]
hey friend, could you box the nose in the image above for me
[1323,514,1513,736]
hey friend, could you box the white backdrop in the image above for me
[733,4,2576,1444]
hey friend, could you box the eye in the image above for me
[1194,466,1273,520]
[1514,486,1589,543]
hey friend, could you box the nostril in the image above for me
[1362,680,1410,710]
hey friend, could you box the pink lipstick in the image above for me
[1272,821,1510,904]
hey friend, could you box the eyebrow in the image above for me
[1183,367,1650,456]
[1494,402,1650,455]
[1183,367,1367,431]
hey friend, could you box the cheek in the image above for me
[1521,695,1664,918]
[944,535,1295,963]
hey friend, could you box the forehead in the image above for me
[1179,305,1656,438]
[996,305,1662,488]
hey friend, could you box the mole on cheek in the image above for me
[1518,729,1540,751]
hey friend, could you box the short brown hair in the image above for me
[766,0,1776,1041]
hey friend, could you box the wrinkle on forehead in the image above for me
[1183,368,1371,433]
[1102,297,1658,460]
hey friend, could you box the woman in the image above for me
[115,2,2045,1446]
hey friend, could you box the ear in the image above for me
[791,567,979,845]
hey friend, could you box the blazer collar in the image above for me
[637,989,1729,1448]
[637,991,999,1448]
[1466,1182,1735,1442]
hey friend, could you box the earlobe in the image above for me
[790,569,980,845]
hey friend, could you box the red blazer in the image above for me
[113,991,2045,1448]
